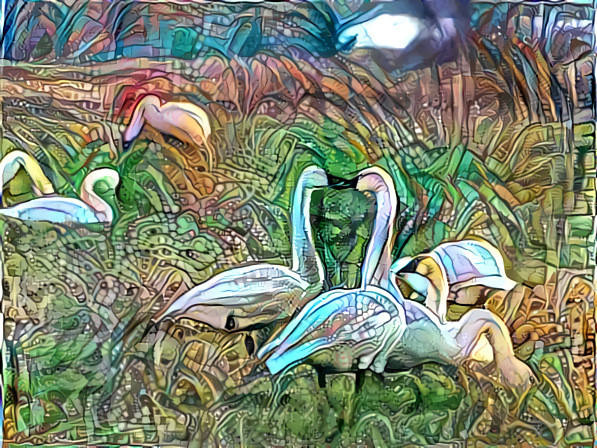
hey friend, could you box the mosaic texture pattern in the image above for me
[0,1,595,446]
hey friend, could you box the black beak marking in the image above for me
[327,174,357,190]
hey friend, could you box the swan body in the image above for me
[0,197,107,224]
[359,167,535,390]
[0,153,119,225]
[259,285,405,375]
[154,165,329,330]
[259,166,535,393]
[155,265,311,330]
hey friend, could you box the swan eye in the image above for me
[225,315,236,331]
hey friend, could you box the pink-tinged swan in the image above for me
[123,95,213,167]
[153,165,328,330]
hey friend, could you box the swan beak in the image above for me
[327,175,358,190]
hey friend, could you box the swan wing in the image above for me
[0,198,100,224]
[156,264,310,325]
[258,290,348,358]
[431,240,517,290]
[262,289,406,374]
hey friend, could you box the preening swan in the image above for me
[123,95,213,167]
[0,150,55,197]
[153,165,329,330]
[258,166,535,393]
[391,239,517,322]
[0,152,119,225]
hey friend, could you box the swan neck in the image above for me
[361,182,397,288]
[79,172,114,223]
[290,177,322,283]
[124,97,156,141]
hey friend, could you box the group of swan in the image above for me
[0,96,212,225]
[156,164,536,392]
[0,151,118,225]
[0,148,533,391]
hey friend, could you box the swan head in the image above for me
[355,166,396,196]
[83,168,120,189]
[394,255,449,301]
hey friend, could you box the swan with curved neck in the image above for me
[153,165,329,331]
[357,166,535,390]
[0,152,119,225]
[259,166,535,393]
[256,168,408,373]
[123,95,212,165]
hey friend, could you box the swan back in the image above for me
[259,286,405,374]
[391,239,517,292]
[0,197,102,223]
[166,100,212,141]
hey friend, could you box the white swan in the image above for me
[153,165,329,330]
[257,167,409,374]
[0,150,55,197]
[356,167,535,390]
[0,151,119,225]
[258,166,535,393]
[123,95,213,167]
[392,239,517,322]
